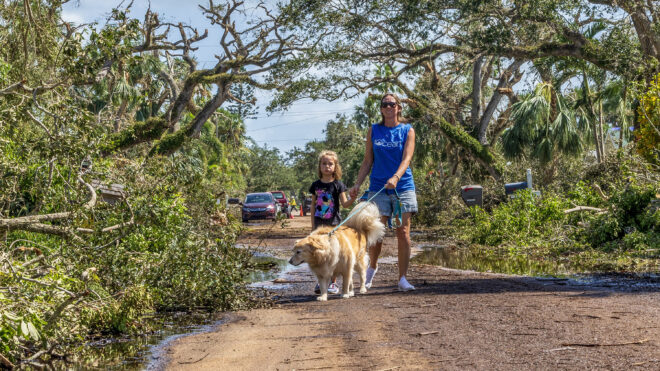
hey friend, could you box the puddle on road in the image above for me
[248,254,291,284]
[72,312,221,371]
[412,245,660,290]
[412,245,576,277]
[63,253,290,370]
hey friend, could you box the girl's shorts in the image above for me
[368,190,418,216]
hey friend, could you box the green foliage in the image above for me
[582,184,659,249]
[447,152,659,272]
[635,73,660,165]
[464,190,567,247]
[502,83,583,164]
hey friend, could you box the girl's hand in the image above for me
[349,186,359,199]
[385,175,399,189]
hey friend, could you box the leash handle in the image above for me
[329,186,386,235]
[391,189,403,228]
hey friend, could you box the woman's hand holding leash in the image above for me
[385,174,400,189]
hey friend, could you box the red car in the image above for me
[241,192,278,222]
[269,191,291,218]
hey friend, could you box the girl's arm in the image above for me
[310,193,317,231]
[350,126,374,198]
[339,191,355,208]
[386,127,416,189]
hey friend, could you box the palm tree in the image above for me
[502,82,582,164]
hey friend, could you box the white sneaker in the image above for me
[365,266,378,289]
[327,282,340,294]
[398,276,415,292]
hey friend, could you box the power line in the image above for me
[248,117,320,132]
[253,138,323,143]
[246,108,355,119]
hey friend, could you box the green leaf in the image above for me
[27,322,40,341]
[3,311,20,322]
[20,320,28,338]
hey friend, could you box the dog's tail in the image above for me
[344,202,385,247]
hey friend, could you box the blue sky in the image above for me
[62,0,364,154]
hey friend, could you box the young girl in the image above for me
[309,150,355,230]
[309,150,355,295]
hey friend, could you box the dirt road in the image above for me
[164,216,660,370]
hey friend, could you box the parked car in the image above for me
[269,190,291,218]
[302,195,312,216]
[241,192,278,222]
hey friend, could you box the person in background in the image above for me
[349,93,417,292]
[309,150,356,295]
[290,195,298,212]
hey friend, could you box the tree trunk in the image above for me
[477,60,523,145]
[598,100,606,158]
[592,117,602,163]
[471,56,484,129]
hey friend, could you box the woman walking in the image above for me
[349,93,417,292]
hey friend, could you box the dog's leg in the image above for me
[358,254,368,294]
[317,275,329,301]
[348,275,354,297]
[342,265,353,299]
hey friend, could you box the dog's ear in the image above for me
[308,235,327,250]
[293,237,307,248]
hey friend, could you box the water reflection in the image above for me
[63,254,289,370]
[73,312,218,370]
[247,255,289,283]
[412,245,576,277]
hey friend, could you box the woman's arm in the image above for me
[350,127,374,198]
[386,127,416,189]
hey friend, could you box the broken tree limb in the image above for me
[592,183,609,200]
[561,339,648,347]
[0,352,14,369]
[563,206,605,214]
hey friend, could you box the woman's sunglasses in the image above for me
[380,102,397,108]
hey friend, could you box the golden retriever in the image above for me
[289,202,385,301]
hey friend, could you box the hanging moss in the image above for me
[101,117,169,154]
[409,104,503,178]
[148,121,196,157]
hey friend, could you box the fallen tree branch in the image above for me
[561,339,648,347]
[0,352,14,369]
[592,183,609,200]
[563,206,605,214]
[1,258,76,297]
[0,174,96,240]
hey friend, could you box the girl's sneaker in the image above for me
[365,266,378,289]
[314,282,340,294]
[398,276,415,292]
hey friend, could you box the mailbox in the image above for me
[504,181,528,196]
[460,185,483,207]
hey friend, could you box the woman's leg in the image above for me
[368,215,390,269]
[396,212,413,279]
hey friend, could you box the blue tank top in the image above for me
[369,123,415,192]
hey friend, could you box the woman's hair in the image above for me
[317,150,342,180]
[379,93,405,124]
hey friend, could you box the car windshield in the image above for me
[272,193,283,199]
[245,194,272,203]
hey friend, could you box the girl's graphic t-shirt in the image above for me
[308,180,347,226]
